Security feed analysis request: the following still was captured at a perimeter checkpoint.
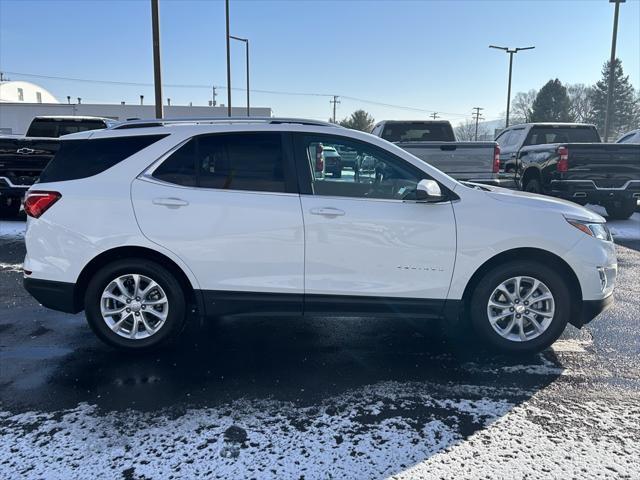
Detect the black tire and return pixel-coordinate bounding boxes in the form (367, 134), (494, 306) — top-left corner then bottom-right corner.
(84, 259), (187, 351)
(469, 260), (571, 354)
(605, 199), (636, 220)
(523, 177), (542, 194)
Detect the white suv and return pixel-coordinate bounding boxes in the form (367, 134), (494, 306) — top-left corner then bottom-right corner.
(22, 118), (617, 353)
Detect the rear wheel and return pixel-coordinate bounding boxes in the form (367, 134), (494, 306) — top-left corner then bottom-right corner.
(469, 261), (571, 354)
(84, 259), (186, 350)
(605, 199), (636, 220)
(523, 177), (542, 194)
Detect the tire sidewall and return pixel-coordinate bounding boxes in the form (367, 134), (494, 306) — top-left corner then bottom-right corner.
(85, 259), (186, 350)
(470, 261), (571, 353)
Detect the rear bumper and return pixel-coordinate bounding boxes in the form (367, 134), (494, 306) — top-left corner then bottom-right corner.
(23, 277), (80, 314)
(550, 180), (640, 204)
(572, 294), (614, 328)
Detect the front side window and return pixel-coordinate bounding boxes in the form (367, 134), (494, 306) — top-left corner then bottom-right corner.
(153, 132), (286, 193)
(299, 135), (427, 201)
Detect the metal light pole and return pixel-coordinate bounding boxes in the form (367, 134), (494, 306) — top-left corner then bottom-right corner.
(604, 0), (625, 142)
(151, 0), (164, 119)
(225, 0), (232, 117)
(489, 45), (535, 128)
(230, 35), (250, 116)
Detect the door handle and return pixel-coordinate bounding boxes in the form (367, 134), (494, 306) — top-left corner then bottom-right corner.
(310, 207), (345, 217)
(152, 197), (189, 208)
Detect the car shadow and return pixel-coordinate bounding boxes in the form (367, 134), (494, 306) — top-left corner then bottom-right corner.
(1, 310), (567, 476)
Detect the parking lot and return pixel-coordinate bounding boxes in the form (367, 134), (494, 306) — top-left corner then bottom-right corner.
(1, 209), (638, 479)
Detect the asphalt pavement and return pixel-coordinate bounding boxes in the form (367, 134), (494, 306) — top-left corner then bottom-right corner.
(1, 212), (639, 479)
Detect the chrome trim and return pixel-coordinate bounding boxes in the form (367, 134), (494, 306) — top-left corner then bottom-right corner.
(551, 179), (640, 191)
(0, 176), (32, 188)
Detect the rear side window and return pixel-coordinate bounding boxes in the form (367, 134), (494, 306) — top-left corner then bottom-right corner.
(153, 133), (286, 193)
(39, 135), (167, 183)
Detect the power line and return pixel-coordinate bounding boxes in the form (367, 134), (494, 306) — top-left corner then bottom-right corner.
(3, 70), (476, 118)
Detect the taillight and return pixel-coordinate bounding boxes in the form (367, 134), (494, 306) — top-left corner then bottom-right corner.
(557, 146), (569, 173)
(493, 145), (501, 173)
(24, 191), (61, 218)
(316, 152), (324, 172)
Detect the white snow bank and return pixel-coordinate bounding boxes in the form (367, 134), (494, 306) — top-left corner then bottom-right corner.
(0, 220), (26, 239)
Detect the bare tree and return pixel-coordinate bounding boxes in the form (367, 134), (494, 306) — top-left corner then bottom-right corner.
(455, 119), (489, 141)
(567, 84), (594, 123)
(511, 89), (537, 124)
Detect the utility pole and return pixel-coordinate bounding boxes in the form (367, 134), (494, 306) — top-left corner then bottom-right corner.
(472, 107), (484, 141)
(604, 0), (625, 142)
(489, 45), (535, 128)
(151, 0), (164, 119)
(230, 36), (250, 116)
(225, 0), (232, 117)
(330, 95), (340, 123)
(430, 112), (439, 120)
(212, 86), (217, 107)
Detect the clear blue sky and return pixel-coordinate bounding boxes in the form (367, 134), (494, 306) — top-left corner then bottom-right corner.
(1, 0), (638, 124)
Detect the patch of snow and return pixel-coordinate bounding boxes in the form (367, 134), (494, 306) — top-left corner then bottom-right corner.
(586, 204), (640, 241)
(0, 220), (26, 239)
(0, 262), (23, 272)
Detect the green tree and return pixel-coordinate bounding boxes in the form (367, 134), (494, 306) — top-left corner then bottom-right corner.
(530, 79), (571, 122)
(339, 109), (375, 132)
(588, 59), (639, 139)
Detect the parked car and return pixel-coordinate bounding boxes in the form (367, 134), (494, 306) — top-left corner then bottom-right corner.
(616, 129), (640, 144)
(0, 115), (114, 216)
(23, 117), (616, 354)
(322, 146), (343, 178)
(335, 145), (359, 170)
(496, 123), (640, 219)
(371, 120), (512, 188)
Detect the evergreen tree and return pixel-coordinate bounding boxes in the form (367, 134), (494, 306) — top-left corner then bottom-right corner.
(530, 79), (571, 122)
(339, 110), (375, 132)
(588, 59), (639, 139)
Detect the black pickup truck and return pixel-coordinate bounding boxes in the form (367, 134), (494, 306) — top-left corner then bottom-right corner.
(496, 123), (640, 219)
(0, 116), (114, 216)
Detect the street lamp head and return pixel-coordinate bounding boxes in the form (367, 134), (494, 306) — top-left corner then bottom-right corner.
(489, 45), (508, 51)
(515, 46), (535, 52)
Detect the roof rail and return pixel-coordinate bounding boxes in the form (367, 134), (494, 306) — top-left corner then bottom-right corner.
(110, 117), (340, 130)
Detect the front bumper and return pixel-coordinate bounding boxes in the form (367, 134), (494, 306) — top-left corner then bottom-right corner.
(573, 294), (614, 328)
(550, 180), (640, 204)
(23, 277), (80, 314)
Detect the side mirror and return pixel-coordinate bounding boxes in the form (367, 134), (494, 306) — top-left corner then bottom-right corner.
(416, 179), (444, 202)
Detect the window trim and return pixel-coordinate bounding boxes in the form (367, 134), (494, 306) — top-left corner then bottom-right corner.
(146, 131), (298, 195)
(291, 132), (456, 202)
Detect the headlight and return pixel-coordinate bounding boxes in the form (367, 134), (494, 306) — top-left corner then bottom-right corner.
(565, 218), (612, 241)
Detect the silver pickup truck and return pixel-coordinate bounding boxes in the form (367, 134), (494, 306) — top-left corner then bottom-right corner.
(371, 120), (515, 187)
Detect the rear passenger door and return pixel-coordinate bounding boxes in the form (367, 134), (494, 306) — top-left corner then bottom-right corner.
(131, 132), (304, 316)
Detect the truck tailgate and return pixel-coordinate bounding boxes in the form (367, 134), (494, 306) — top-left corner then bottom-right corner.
(397, 142), (496, 178)
(0, 138), (59, 188)
(565, 143), (640, 187)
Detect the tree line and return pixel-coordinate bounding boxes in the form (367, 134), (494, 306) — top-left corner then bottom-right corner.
(509, 58), (639, 140)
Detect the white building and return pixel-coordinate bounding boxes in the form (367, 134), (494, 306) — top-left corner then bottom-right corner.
(0, 81), (273, 135)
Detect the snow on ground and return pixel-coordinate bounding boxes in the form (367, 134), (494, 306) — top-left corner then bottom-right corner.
(0, 219), (26, 239)
(0, 381), (637, 480)
(586, 204), (640, 241)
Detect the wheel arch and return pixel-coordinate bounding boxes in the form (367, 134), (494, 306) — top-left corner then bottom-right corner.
(73, 246), (202, 314)
(459, 247), (583, 326)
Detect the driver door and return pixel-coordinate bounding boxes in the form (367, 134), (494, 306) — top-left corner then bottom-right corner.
(293, 133), (457, 316)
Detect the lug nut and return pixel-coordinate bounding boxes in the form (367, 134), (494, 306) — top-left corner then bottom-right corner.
(525, 310), (529, 314)
(127, 299), (131, 304)
(524, 301), (529, 305)
(515, 299), (519, 304)
(510, 307), (515, 312)
(141, 305), (146, 310)
(135, 312), (140, 316)
(126, 308), (131, 312)
(136, 297), (140, 301)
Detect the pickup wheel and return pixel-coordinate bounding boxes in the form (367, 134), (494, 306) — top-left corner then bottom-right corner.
(605, 199), (636, 220)
(523, 178), (542, 194)
(469, 261), (570, 354)
(84, 259), (187, 351)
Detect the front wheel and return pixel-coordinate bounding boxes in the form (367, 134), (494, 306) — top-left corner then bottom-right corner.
(469, 261), (571, 354)
(605, 199), (636, 220)
(84, 259), (186, 350)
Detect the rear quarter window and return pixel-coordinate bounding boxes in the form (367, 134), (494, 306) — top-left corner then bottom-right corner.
(38, 135), (167, 183)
